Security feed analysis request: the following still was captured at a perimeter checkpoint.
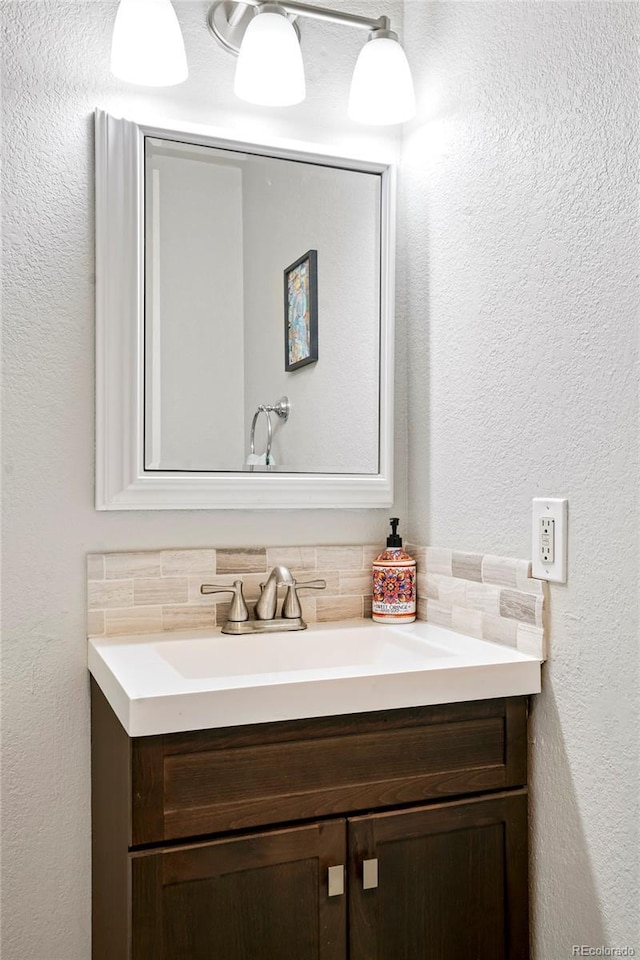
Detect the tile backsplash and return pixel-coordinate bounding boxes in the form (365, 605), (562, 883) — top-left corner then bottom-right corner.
(87, 543), (547, 659)
(408, 545), (547, 660)
(87, 545), (381, 639)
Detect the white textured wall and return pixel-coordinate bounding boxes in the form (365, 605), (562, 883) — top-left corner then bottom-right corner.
(0, 2), (405, 958)
(402, 1), (639, 954)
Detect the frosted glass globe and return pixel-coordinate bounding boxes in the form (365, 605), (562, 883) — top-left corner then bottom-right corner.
(349, 36), (416, 125)
(234, 11), (305, 106)
(111, 0), (188, 87)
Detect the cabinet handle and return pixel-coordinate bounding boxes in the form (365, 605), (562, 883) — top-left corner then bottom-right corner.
(327, 865), (344, 897)
(362, 858), (378, 890)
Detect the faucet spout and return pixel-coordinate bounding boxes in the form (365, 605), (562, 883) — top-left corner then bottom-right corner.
(255, 565), (295, 620)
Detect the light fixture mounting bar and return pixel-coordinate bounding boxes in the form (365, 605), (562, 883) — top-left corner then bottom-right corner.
(269, 1), (388, 33)
(207, 0), (393, 56)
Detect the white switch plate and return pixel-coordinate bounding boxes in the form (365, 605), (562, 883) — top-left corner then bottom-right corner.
(531, 498), (567, 583)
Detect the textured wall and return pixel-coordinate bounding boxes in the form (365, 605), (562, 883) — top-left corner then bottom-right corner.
(402, 1), (639, 954)
(0, 2), (404, 957)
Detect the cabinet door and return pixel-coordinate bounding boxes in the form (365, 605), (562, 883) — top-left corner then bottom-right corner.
(132, 819), (346, 960)
(349, 791), (528, 960)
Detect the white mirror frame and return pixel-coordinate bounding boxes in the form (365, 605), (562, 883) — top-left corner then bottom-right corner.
(95, 109), (395, 510)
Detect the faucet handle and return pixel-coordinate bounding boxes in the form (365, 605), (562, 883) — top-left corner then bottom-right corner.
(200, 580), (249, 622)
(282, 579), (326, 619)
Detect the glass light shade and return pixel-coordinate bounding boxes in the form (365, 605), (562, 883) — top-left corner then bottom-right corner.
(234, 11), (305, 106)
(111, 0), (188, 87)
(348, 36), (416, 125)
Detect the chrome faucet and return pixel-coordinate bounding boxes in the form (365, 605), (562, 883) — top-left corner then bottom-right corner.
(201, 566), (326, 635)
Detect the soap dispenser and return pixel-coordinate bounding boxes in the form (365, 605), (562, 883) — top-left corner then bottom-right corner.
(372, 518), (416, 623)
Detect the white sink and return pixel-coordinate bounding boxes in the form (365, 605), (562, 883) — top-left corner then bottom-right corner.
(156, 625), (450, 680)
(88, 619), (541, 736)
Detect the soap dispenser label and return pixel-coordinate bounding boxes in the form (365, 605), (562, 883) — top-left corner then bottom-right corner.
(372, 559), (416, 622)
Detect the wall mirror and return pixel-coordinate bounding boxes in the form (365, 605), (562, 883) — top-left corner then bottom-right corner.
(95, 110), (395, 509)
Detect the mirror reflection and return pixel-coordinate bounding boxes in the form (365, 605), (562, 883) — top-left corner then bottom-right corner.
(144, 138), (382, 474)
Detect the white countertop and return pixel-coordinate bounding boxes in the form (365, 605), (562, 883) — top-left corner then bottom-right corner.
(88, 619), (541, 737)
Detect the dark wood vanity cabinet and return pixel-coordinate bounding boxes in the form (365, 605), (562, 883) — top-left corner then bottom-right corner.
(131, 820), (347, 960)
(91, 681), (530, 960)
(349, 793), (528, 960)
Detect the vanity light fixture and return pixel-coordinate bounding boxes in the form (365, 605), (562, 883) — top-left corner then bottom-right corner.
(110, 0), (188, 87)
(209, 0), (416, 123)
(109, 0), (415, 124)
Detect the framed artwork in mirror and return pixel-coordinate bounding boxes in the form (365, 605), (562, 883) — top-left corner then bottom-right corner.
(284, 249), (318, 371)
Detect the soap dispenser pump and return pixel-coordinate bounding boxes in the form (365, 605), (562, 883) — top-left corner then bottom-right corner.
(372, 518), (416, 623)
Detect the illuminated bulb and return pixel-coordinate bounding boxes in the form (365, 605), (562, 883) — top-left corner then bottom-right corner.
(348, 35), (415, 125)
(234, 9), (305, 106)
(111, 0), (188, 87)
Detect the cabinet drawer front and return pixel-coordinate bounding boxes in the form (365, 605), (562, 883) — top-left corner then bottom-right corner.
(132, 699), (527, 845)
